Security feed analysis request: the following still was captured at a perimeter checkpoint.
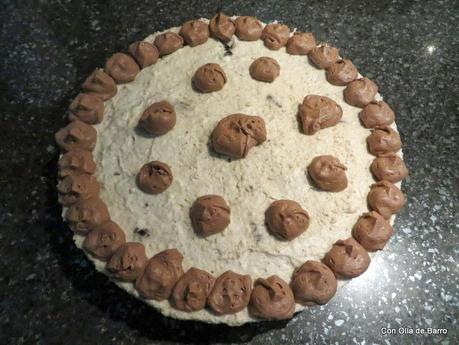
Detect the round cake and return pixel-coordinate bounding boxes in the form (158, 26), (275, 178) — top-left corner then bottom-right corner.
(55, 14), (407, 326)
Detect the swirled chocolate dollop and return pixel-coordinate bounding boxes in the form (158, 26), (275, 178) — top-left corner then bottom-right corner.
(55, 120), (97, 152)
(308, 155), (348, 192)
(208, 271), (252, 315)
(323, 238), (371, 278)
(290, 260), (337, 305)
(65, 197), (110, 235)
(83, 221), (126, 260)
(367, 126), (402, 156)
(249, 57), (280, 82)
(368, 181), (406, 219)
(58, 150), (96, 178)
(69, 93), (104, 125)
(344, 78), (378, 108)
(137, 161), (173, 194)
(309, 45), (340, 69)
(129, 41), (159, 68)
(154, 32), (184, 56)
(265, 200), (310, 241)
(212, 113), (267, 158)
(57, 173), (100, 206)
(249, 275), (295, 320)
(170, 267), (215, 312)
(326, 59), (358, 86)
(135, 249), (184, 301)
(82, 69), (117, 101)
(359, 101), (395, 128)
(286, 32), (316, 55)
(371, 153), (408, 182)
(106, 242), (148, 282)
(209, 12), (235, 42)
(190, 195), (231, 237)
(138, 101), (176, 136)
(104, 52), (140, 84)
(298, 95), (343, 135)
(179, 20), (210, 47)
(235, 16), (263, 41)
(261, 23), (290, 50)
(192, 63), (227, 93)
(352, 211), (394, 251)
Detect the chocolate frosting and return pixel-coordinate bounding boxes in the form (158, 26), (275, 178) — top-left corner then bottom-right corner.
(308, 155), (348, 192)
(104, 52), (140, 84)
(290, 260), (337, 305)
(209, 12), (235, 42)
(286, 31), (316, 55)
(57, 150), (96, 178)
(82, 69), (117, 101)
(154, 32), (184, 56)
(344, 77), (378, 108)
(326, 59), (358, 86)
(352, 211), (394, 251)
(57, 173), (100, 206)
(207, 271), (252, 315)
(212, 113), (267, 158)
(192, 63), (227, 93)
(137, 161), (173, 194)
(265, 200), (310, 241)
(190, 195), (231, 237)
(138, 101), (176, 136)
(69, 93), (104, 125)
(249, 275), (295, 320)
(55, 120), (97, 152)
(129, 41), (159, 68)
(235, 16), (263, 41)
(249, 57), (280, 82)
(323, 238), (371, 278)
(65, 197), (110, 235)
(135, 249), (184, 301)
(368, 180), (406, 219)
(309, 45), (340, 69)
(261, 23), (290, 50)
(107, 242), (148, 282)
(367, 126), (402, 156)
(298, 95), (343, 135)
(371, 153), (408, 182)
(179, 20), (210, 47)
(82, 221), (126, 260)
(359, 101), (395, 128)
(170, 267), (215, 312)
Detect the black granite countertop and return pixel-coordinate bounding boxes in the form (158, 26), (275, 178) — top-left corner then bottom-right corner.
(1, 0), (457, 344)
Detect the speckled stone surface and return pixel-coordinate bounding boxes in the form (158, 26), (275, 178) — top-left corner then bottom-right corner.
(1, 0), (458, 344)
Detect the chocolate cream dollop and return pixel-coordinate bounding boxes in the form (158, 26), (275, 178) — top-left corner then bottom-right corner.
(212, 113), (266, 158)
(138, 100), (176, 136)
(359, 101), (395, 128)
(371, 153), (408, 182)
(209, 12), (235, 42)
(192, 63), (227, 93)
(137, 161), (173, 194)
(129, 41), (159, 68)
(352, 211), (394, 251)
(179, 20), (210, 46)
(104, 52), (140, 84)
(308, 155), (348, 192)
(368, 180), (406, 219)
(57, 149), (96, 178)
(65, 197), (110, 235)
(298, 95), (343, 135)
(235, 16), (263, 41)
(290, 260), (337, 305)
(249, 275), (295, 320)
(261, 23), (290, 50)
(107, 242), (148, 282)
(326, 59), (358, 86)
(190, 195), (231, 237)
(286, 32), (316, 55)
(367, 126), (402, 156)
(344, 77), (378, 108)
(323, 238), (371, 278)
(135, 249), (184, 301)
(82, 221), (126, 260)
(55, 120), (97, 152)
(265, 200), (310, 241)
(82, 69), (117, 101)
(309, 45), (340, 69)
(69, 92), (104, 125)
(57, 173), (100, 206)
(170, 267), (215, 312)
(249, 56), (280, 82)
(154, 32), (184, 56)
(207, 270), (252, 315)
